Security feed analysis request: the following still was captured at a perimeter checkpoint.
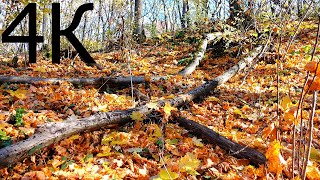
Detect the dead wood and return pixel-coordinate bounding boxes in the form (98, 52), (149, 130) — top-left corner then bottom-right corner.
(178, 32), (223, 76)
(0, 45), (263, 167)
(0, 75), (167, 87)
(174, 116), (266, 166)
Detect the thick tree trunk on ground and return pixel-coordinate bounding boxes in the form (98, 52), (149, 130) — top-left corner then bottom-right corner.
(0, 76), (167, 87)
(175, 116), (266, 165)
(178, 32), (223, 76)
(0, 44), (263, 167)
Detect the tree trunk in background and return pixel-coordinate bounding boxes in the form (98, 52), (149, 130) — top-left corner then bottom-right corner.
(133, 0), (145, 43)
(297, 0), (302, 17)
(202, 0), (209, 18)
(229, 0), (253, 29)
(162, 0), (168, 32)
(42, 5), (48, 50)
(82, 13), (88, 42)
(97, 0), (102, 42)
(181, 0), (188, 28)
(229, 0), (243, 22)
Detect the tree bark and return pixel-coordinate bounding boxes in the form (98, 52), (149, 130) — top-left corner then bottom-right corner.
(175, 116), (266, 166)
(0, 75), (167, 87)
(181, 0), (188, 28)
(133, 0), (144, 43)
(0, 44), (263, 167)
(178, 32), (223, 76)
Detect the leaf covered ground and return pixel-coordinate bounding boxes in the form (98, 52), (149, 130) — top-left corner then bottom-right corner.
(0, 21), (320, 179)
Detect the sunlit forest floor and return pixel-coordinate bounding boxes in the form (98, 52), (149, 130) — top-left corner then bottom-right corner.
(0, 21), (319, 179)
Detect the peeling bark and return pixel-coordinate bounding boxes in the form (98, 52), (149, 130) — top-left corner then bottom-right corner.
(178, 32), (223, 76)
(0, 45), (263, 167)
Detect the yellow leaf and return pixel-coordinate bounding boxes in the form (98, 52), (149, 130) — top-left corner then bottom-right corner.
(159, 168), (179, 180)
(6, 89), (27, 99)
(131, 111), (144, 121)
(153, 124), (162, 138)
(280, 95), (293, 111)
(165, 94), (175, 99)
(163, 102), (177, 116)
(97, 146), (112, 157)
(233, 108), (247, 118)
(306, 163), (320, 180)
(34, 67), (46, 72)
(101, 132), (130, 145)
(192, 137), (204, 147)
(69, 134), (80, 141)
(179, 152), (200, 175)
(206, 96), (220, 102)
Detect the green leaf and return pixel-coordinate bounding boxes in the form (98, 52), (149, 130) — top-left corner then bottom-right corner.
(60, 161), (68, 170)
(62, 156), (67, 161)
(0, 130), (10, 141)
(310, 147), (320, 163)
(83, 154), (93, 162)
(156, 139), (163, 148)
(13, 108), (26, 126)
(165, 138), (179, 145)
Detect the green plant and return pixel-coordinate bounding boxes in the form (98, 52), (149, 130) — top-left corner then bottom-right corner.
(13, 108), (26, 126)
(0, 130), (12, 148)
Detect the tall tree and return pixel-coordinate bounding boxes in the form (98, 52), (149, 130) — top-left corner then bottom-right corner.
(181, 0), (189, 28)
(133, 0), (145, 43)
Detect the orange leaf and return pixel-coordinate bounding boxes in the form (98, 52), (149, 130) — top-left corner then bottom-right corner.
(304, 61), (320, 75)
(306, 77), (320, 91)
(262, 123), (277, 140)
(283, 106), (298, 124)
(306, 163), (320, 180)
(266, 140), (283, 175)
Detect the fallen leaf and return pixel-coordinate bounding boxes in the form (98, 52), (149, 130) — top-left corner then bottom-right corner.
(159, 168), (179, 180)
(179, 152), (200, 175)
(266, 140), (283, 176)
(131, 111), (144, 121)
(163, 102), (177, 116)
(192, 137), (204, 147)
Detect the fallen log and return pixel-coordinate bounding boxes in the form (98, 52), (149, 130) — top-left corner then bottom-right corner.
(174, 115), (266, 165)
(0, 45), (263, 167)
(178, 32), (223, 76)
(0, 75), (167, 87)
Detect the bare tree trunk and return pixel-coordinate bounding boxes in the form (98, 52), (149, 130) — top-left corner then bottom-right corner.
(0, 75), (167, 87)
(133, 0), (144, 43)
(42, 4), (48, 50)
(202, 0), (209, 18)
(179, 32), (223, 76)
(96, 0), (102, 42)
(82, 13), (88, 42)
(162, 0), (168, 32)
(181, 0), (188, 28)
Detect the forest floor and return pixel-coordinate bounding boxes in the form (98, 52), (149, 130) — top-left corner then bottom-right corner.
(0, 21), (320, 179)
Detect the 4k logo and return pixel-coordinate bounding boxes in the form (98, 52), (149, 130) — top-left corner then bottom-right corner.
(2, 3), (96, 65)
